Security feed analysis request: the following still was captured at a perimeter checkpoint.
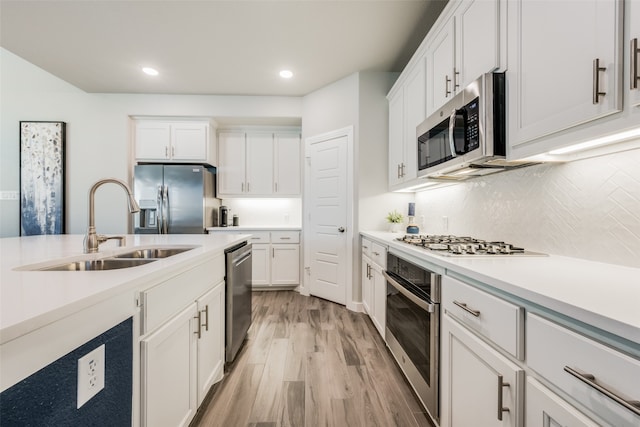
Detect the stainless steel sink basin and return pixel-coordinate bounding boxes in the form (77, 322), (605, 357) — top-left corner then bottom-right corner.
(40, 258), (156, 271)
(112, 246), (197, 259)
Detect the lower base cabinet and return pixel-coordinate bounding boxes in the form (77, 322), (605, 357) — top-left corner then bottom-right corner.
(441, 314), (524, 427)
(142, 303), (198, 427)
(196, 282), (225, 405)
(526, 377), (599, 427)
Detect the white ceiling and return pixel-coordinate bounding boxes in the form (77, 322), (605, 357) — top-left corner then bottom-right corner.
(0, 0), (448, 96)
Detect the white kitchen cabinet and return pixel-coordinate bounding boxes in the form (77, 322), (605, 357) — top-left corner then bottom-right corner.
(359, 238), (387, 337)
(274, 133), (301, 195)
(426, 19), (456, 116)
(196, 281), (225, 406)
(426, 0), (502, 116)
(246, 132), (274, 195)
(526, 377), (599, 427)
(271, 243), (300, 286)
(630, 0), (640, 108)
(388, 58), (424, 190)
(139, 254), (226, 427)
(135, 120), (215, 165)
(441, 314), (524, 427)
(208, 229), (300, 288)
(507, 0), (623, 151)
(217, 130), (301, 197)
(141, 303), (198, 427)
(251, 243), (270, 286)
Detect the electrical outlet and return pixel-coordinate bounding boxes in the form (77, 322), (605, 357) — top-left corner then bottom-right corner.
(77, 344), (105, 408)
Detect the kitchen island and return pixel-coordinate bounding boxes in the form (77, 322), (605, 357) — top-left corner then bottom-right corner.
(0, 233), (250, 426)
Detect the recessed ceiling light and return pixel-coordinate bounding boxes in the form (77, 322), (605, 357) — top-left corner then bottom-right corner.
(142, 67), (159, 76)
(279, 70), (293, 79)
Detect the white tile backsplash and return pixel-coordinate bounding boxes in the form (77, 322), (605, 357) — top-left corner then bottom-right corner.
(414, 148), (640, 268)
(219, 198), (302, 227)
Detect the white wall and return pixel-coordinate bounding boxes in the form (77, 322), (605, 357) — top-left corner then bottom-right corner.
(414, 148), (640, 268)
(218, 198), (302, 227)
(0, 48), (302, 237)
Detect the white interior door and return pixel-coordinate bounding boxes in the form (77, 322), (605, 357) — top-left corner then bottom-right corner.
(304, 128), (351, 306)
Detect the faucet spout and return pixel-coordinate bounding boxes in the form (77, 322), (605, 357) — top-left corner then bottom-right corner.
(84, 178), (140, 253)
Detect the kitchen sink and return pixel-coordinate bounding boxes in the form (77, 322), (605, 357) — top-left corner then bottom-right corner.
(39, 258), (157, 271)
(111, 246), (197, 259)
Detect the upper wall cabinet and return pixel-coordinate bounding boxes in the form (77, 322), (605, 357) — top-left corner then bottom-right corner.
(134, 119), (217, 166)
(217, 130), (301, 198)
(630, 0), (640, 108)
(388, 57), (425, 189)
(426, 0), (503, 116)
(507, 0), (624, 157)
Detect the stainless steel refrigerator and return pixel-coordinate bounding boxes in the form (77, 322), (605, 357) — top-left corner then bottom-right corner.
(133, 164), (219, 234)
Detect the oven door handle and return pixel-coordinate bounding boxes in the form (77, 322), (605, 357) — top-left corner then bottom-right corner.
(383, 270), (436, 313)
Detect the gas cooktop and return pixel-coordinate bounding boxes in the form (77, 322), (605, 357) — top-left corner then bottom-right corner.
(396, 234), (547, 257)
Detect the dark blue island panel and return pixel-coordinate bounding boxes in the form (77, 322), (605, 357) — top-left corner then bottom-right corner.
(0, 317), (132, 426)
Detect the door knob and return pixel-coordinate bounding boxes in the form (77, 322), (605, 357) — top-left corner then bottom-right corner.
(338, 227), (345, 233)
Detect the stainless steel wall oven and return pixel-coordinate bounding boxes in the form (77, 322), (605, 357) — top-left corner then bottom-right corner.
(384, 250), (441, 424)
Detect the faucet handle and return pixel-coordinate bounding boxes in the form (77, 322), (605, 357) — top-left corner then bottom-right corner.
(103, 235), (126, 247)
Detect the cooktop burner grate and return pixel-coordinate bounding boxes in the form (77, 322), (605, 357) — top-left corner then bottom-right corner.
(396, 234), (546, 256)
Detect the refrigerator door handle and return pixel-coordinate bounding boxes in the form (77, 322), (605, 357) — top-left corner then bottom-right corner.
(156, 185), (163, 234)
(162, 185), (169, 234)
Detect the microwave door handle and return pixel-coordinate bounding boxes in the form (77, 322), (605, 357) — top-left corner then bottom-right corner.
(448, 109), (458, 158)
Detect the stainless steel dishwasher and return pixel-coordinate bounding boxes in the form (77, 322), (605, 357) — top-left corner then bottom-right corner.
(224, 241), (252, 363)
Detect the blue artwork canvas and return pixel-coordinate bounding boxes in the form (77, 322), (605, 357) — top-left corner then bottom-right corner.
(20, 121), (66, 235)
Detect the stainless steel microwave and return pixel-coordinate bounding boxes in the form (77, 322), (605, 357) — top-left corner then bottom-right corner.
(417, 73), (534, 180)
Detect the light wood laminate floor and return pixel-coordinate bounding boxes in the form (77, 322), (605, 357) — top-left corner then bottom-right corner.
(193, 291), (435, 427)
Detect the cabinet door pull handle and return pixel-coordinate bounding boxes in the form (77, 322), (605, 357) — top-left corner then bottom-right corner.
(165, 146), (169, 158)
(593, 58), (607, 104)
(279, 237), (291, 240)
(171, 146), (175, 157)
(401, 163), (405, 177)
(202, 305), (209, 332)
(632, 38), (639, 90)
(247, 182), (250, 192)
(272, 247), (275, 258)
(194, 312), (202, 339)
(564, 366), (640, 415)
(453, 300), (480, 317)
(453, 68), (460, 90)
(397, 164), (401, 179)
(372, 251), (380, 256)
(497, 375), (510, 421)
(275, 182), (278, 192)
(241, 182), (244, 192)
(366, 263), (371, 279)
(445, 75), (452, 97)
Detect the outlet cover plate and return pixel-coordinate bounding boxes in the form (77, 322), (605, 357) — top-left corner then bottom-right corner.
(77, 344), (105, 408)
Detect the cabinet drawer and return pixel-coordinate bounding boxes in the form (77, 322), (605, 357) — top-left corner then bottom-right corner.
(527, 313), (640, 426)
(247, 231), (271, 243)
(442, 276), (524, 359)
(271, 231), (299, 243)
(361, 238), (372, 257)
(141, 255), (222, 334)
(370, 242), (387, 268)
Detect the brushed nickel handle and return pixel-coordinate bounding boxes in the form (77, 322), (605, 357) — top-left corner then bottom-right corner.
(497, 375), (510, 421)
(397, 164), (401, 179)
(445, 75), (452, 97)
(247, 182), (250, 192)
(165, 146), (169, 158)
(564, 366), (640, 415)
(448, 109), (458, 158)
(362, 245), (369, 250)
(275, 182), (278, 192)
(366, 263), (371, 279)
(338, 227), (345, 233)
(272, 247), (275, 258)
(401, 163), (406, 177)
(453, 300), (481, 317)
(453, 68), (460, 90)
(372, 251), (380, 256)
(632, 38), (639, 90)
(241, 182), (244, 192)
(202, 305), (209, 332)
(171, 146), (175, 157)
(593, 58), (607, 104)
(194, 311), (202, 339)
(279, 237), (291, 240)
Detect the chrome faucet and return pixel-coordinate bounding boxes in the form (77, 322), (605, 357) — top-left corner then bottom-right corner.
(84, 178), (140, 253)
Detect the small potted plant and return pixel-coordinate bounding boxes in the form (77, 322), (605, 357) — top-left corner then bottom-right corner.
(386, 210), (404, 233)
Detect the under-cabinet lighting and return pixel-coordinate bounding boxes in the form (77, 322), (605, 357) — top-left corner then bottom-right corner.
(142, 67), (159, 76)
(548, 127), (640, 155)
(279, 70), (293, 79)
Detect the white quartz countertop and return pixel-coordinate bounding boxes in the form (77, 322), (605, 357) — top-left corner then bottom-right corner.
(207, 226), (301, 231)
(361, 231), (640, 346)
(0, 233), (250, 345)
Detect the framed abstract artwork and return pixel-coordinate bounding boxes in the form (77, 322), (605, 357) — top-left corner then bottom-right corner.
(20, 121), (66, 235)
